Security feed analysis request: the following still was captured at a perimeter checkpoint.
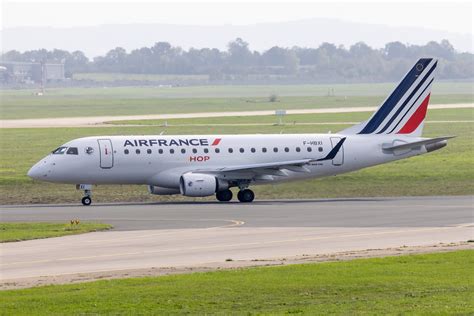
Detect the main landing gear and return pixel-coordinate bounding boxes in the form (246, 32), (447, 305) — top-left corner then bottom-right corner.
(216, 189), (233, 202)
(77, 184), (92, 206)
(215, 188), (255, 203)
(237, 189), (255, 203)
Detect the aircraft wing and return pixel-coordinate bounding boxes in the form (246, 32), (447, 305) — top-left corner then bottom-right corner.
(192, 137), (346, 179)
(195, 159), (314, 176)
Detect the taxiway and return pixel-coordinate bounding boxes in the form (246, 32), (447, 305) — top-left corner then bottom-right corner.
(1, 196), (472, 286)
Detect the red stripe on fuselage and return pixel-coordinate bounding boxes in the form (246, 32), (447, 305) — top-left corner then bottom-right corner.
(397, 94), (430, 134)
(211, 138), (221, 146)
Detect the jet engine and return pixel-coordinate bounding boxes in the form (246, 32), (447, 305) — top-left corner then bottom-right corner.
(147, 185), (181, 195)
(179, 173), (228, 197)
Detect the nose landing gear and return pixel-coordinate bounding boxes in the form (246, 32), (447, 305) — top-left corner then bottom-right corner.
(77, 184), (93, 206)
(81, 196), (92, 206)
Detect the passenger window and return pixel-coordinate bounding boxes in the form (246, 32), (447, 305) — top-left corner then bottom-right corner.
(318, 147), (323, 152)
(273, 147), (278, 153)
(158, 149), (163, 154)
(215, 148), (220, 153)
(284, 147), (289, 152)
(262, 147), (267, 153)
(170, 149), (175, 154)
(192, 148), (197, 154)
(296, 147), (301, 152)
(124, 149), (129, 155)
(136, 149), (141, 154)
(307, 147), (312, 152)
(66, 147), (78, 155)
(52, 147), (67, 155)
(204, 148), (209, 154)
(228, 148), (233, 153)
(251, 148), (256, 153)
(147, 149), (152, 154)
(181, 148), (186, 154)
(239, 148), (245, 153)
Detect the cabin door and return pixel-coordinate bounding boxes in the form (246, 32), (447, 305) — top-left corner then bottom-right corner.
(330, 137), (344, 166)
(97, 139), (114, 169)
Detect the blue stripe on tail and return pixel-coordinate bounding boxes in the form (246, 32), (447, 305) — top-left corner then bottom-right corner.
(358, 58), (432, 134)
(376, 61), (437, 134)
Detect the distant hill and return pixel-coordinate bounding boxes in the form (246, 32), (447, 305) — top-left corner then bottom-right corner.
(1, 18), (472, 57)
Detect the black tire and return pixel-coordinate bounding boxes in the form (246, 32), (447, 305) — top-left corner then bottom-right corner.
(237, 189), (255, 203)
(81, 196), (92, 206)
(216, 189), (233, 202)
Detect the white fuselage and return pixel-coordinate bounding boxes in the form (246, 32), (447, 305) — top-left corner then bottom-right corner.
(28, 133), (426, 189)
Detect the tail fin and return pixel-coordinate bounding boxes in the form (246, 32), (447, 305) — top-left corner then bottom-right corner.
(340, 58), (437, 137)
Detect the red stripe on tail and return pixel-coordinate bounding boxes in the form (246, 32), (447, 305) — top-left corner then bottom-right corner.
(397, 94), (430, 134)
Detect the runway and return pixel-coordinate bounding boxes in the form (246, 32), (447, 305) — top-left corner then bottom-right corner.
(1, 196), (473, 286)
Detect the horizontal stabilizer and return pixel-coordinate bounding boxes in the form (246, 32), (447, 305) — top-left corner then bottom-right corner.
(382, 136), (455, 151)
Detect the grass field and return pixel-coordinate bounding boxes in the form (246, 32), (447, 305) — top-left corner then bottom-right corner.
(1, 83), (472, 119)
(108, 107), (474, 125)
(0, 108), (472, 204)
(0, 222), (112, 242)
(73, 72), (210, 82)
(1, 250), (472, 314)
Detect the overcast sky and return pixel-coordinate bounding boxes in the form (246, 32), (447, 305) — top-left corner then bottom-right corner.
(1, 0), (472, 35)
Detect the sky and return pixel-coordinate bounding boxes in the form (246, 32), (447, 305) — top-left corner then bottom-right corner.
(1, 0), (472, 35)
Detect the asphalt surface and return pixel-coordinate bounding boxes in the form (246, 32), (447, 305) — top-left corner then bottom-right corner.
(1, 196), (472, 283)
(1, 196), (472, 230)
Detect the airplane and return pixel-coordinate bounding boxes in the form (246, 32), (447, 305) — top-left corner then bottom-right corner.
(28, 58), (453, 205)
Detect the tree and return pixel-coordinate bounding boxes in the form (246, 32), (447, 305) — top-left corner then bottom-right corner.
(227, 38), (253, 67)
(384, 42), (408, 59)
(0, 40), (471, 82)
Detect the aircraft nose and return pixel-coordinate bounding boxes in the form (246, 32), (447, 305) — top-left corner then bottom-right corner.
(27, 164), (42, 180)
(27, 159), (50, 180)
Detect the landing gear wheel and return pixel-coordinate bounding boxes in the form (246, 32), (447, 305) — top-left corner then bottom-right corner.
(216, 189), (233, 202)
(237, 189), (255, 203)
(81, 196), (92, 206)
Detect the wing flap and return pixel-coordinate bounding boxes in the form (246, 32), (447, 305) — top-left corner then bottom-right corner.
(196, 159), (313, 174)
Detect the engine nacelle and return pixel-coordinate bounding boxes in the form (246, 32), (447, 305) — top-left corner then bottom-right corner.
(179, 173), (228, 197)
(147, 185), (181, 195)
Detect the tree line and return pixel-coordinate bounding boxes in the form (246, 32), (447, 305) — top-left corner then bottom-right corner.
(1, 39), (472, 82)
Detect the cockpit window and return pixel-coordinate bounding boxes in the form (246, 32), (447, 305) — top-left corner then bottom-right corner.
(52, 147), (68, 154)
(67, 147), (79, 155)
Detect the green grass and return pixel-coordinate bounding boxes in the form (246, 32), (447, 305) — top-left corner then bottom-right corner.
(108, 107), (474, 126)
(1, 250), (472, 314)
(1, 83), (472, 119)
(0, 222), (112, 242)
(0, 108), (472, 204)
(3, 82), (472, 97)
(73, 72), (210, 82)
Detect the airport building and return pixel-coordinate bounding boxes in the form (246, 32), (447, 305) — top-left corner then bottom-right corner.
(0, 61), (65, 84)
